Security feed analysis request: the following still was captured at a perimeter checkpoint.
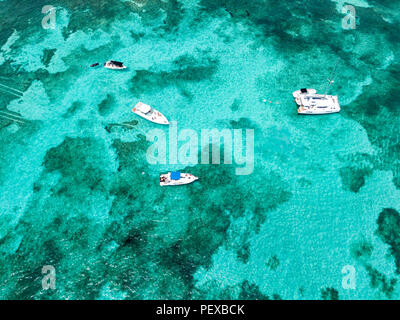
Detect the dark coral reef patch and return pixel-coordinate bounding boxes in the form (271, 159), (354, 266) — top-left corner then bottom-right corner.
(320, 287), (339, 300)
(130, 52), (219, 98)
(376, 208), (400, 273)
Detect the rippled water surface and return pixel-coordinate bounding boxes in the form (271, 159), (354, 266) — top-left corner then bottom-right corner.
(0, 0), (399, 299)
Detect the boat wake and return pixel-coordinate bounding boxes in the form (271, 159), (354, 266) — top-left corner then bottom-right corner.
(0, 82), (24, 98)
(0, 110), (27, 124)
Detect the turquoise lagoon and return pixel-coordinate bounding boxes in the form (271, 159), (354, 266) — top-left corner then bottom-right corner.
(0, 0), (399, 299)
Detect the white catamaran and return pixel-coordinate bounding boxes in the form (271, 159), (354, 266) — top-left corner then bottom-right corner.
(293, 60), (341, 115)
(132, 102), (169, 125)
(160, 172), (198, 186)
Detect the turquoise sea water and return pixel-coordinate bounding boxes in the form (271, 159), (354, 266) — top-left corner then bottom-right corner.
(0, 0), (399, 299)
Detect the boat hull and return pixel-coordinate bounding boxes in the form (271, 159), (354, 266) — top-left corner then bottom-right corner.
(160, 173), (198, 186)
(293, 89), (340, 115)
(104, 61), (127, 70)
(132, 104), (169, 125)
(297, 106), (340, 115)
(104, 65), (127, 70)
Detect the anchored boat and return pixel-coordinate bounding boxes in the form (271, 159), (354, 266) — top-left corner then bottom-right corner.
(293, 58), (341, 115)
(132, 102), (169, 125)
(160, 172), (198, 186)
(104, 60), (127, 70)
(293, 88), (340, 115)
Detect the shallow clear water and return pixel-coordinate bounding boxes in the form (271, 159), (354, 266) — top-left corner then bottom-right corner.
(0, 0), (399, 299)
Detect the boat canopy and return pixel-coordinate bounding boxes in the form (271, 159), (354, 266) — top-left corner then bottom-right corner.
(110, 60), (124, 67)
(171, 172), (181, 180)
(136, 102), (151, 114)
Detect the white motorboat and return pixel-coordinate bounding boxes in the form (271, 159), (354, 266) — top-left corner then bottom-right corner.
(293, 88), (340, 115)
(104, 60), (127, 70)
(132, 102), (169, 125)
(160, 172), (198, 186)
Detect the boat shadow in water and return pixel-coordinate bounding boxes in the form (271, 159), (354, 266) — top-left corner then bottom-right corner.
(105, 120), (138, 133)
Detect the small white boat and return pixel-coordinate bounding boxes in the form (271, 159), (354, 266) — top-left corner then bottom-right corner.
(160, 172), (198, 186)
(104, 60), (127, 70)
(293, 88), (340, 115)
(132, 102), (169, 125)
